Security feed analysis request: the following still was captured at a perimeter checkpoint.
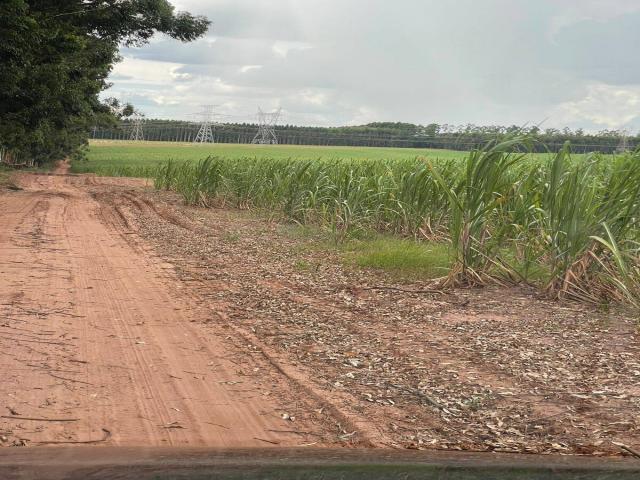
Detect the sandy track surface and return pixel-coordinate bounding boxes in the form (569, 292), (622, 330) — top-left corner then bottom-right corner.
(0, 168), (341, 447)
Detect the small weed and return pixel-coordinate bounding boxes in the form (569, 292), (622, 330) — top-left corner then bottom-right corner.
(0, 167), (20, 190)
(293, 260), (313, 271)
(461, 392), (493, 412)
(222, 231), (241, 243)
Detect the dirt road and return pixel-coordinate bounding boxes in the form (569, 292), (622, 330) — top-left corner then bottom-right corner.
(0, 167), (337, 447)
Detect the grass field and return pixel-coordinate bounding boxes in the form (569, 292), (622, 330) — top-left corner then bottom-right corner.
(80, 139), (594, 177)
(77, 140), (472, 176)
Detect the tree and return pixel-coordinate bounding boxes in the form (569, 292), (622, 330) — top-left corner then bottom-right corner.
(0, 1), (209, 165)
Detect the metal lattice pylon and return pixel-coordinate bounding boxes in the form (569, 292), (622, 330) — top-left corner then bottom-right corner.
(252, 107), (281, 144)
(129, 113), (145, 141)
(194, 105), (216, 143)
(616, 129), (630, 153)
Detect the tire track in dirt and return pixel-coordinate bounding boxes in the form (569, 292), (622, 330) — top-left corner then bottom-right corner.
(0, 170), (337, 448)
(95, 188), (384, 447)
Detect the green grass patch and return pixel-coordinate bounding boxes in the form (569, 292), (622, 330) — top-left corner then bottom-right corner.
(293, 259), (314, 271)
(345, 237), (452, 279)
(276, 222), (450, 279)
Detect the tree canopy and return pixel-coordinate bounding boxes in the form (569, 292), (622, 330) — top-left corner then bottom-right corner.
(0, 1), (209, 165)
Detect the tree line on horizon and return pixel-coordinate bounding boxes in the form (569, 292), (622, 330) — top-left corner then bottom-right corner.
(93, 119), (637, 154)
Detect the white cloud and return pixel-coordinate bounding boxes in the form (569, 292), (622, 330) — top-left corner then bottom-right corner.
(239, 65), (262, 73)
(549, 0), (640, 39)
(552, 83), (640, 129)
(170, 68), (192, 80)
(271, 41), (312, 59)
(152, 95), (181, 106)
(211, 77), (238, 93)
(112, 57), (185, 85)
(299, 90), (328, 106)
(345, 106), (380, 126)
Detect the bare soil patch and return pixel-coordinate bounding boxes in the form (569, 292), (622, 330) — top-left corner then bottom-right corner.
(0, 172), (343, 448)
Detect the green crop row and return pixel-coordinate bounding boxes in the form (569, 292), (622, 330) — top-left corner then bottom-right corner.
(153, 138), (640, 306)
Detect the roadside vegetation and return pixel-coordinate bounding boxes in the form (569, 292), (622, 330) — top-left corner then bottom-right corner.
(151, 138), (640, 306)
(278, 224), (453, 281)
(0, 165), (20, 191)
(0, 166), (12, 188)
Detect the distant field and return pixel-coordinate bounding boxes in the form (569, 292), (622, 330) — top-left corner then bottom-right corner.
(76, 140), (471, 176)
(79, 139), (595, 178)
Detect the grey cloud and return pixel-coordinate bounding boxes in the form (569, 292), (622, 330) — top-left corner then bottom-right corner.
(176, 0), (306, 41)
(106, 0), (640, 130)
(549, 12), (640, 85)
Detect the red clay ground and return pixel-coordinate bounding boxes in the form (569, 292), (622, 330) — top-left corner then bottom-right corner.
(0, 167), (639, 458)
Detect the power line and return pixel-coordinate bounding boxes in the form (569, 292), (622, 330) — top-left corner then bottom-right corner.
(106, 120), (630, 140)
(104, 128), (630, 149)
(95, 120), (634, 151)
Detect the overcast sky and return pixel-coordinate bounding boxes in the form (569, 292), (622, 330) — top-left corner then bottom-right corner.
(106, 0), (640, 131)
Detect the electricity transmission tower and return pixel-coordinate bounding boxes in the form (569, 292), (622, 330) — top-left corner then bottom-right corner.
(194, 105), (216, 143)
(129, 113), (145, 141)
(616, 129), (630, 153)
(252, 107), (282, 144)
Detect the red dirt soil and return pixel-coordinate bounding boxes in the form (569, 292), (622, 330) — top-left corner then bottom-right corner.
(0, 166), (337, 447)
